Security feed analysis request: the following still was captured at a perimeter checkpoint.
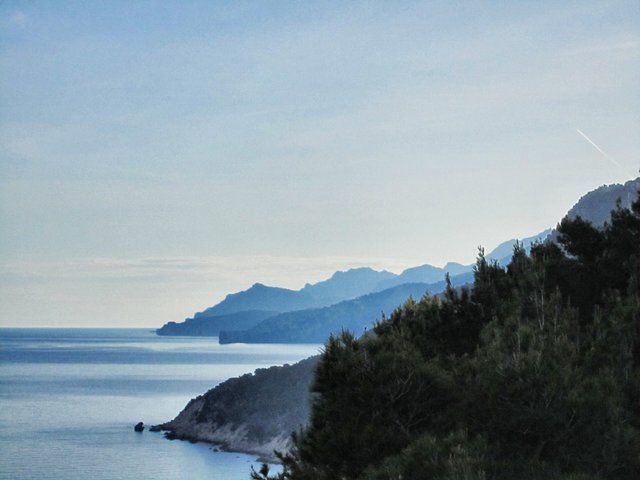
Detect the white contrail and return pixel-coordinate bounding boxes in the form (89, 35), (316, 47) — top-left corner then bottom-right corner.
(575, 128), (621, 168)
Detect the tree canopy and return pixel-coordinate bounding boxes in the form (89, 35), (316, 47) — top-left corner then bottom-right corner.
(253, 193), (640, 480)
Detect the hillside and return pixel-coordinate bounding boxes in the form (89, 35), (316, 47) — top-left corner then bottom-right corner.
(566, 177), (640, 224)
(219, 273), (473, 344)
(158, 356), (319, 460)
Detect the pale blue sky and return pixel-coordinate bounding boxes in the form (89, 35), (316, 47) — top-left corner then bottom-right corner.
(1, 1), (638, 326)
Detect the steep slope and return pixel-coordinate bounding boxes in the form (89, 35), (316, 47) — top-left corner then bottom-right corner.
(546, 177), (639, 244)
(158, 357), (319, 461)
(565, 177), (639, 225)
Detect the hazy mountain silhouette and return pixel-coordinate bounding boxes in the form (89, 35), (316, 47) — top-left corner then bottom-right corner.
(195, 283), (319, 317)
(156, 310), (278, 336)
(219, 273), (474, 344)
(374, 264), (455, 291)
(156, 268), (398, 336)
(487, 229), (553, 266)
(301, 267), (396, 304)
(157, 178), (639, 340)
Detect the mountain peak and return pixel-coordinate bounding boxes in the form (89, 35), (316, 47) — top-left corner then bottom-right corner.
(301, 267), (397, 303)
(565, 178), (639, 226)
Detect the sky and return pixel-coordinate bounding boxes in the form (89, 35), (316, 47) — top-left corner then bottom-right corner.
(1, 1), (638, 327)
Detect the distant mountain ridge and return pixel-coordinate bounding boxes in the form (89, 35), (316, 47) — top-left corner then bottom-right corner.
(195, 283), (318, 318)
(301, 267), (396, 303)
(374, 264), (454, 291)
(157, 310), (277, 337)
(217, 226), (565, 343)
(218, 272), (476, 344)
(487, 228), (553, 266)
(156, 177), (639, 341)
(157, 268), (401, 336)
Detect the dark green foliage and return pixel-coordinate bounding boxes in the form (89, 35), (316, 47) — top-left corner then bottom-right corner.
(359, 430), (488, 480)
(259, 192), (640, 480)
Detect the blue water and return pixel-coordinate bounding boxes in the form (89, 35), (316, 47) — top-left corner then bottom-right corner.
(0, 329), (321, 480)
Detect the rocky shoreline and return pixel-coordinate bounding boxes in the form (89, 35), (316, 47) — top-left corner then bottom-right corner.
(152, 357), (319, 463)
(156, 427), (286, 463)
(153, 397), (289, 463)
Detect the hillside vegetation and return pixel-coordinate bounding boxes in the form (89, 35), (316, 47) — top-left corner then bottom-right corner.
(253, 195), (640, 480)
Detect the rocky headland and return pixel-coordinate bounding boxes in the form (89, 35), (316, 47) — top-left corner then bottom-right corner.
(156, 356), (318, 461)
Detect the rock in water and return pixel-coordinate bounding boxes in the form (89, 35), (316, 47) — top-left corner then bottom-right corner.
(134, 422), (144, 432)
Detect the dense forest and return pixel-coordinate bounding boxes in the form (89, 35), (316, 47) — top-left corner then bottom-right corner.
(252, 194), (640, 480)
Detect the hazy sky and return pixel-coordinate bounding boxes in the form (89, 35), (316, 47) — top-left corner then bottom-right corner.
(1, 1), (638, 327)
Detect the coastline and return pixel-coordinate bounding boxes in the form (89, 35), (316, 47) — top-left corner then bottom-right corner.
(154, 396), (288, 463)
(154, 421), (286, 463)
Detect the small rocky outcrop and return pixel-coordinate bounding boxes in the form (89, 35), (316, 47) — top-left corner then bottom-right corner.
(134, 422), (144, 432)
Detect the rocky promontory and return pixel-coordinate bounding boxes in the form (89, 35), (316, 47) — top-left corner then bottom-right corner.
(157, 356), (318, 461)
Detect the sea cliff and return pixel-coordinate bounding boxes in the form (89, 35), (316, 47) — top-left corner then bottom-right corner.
(158, 357), (318, 460)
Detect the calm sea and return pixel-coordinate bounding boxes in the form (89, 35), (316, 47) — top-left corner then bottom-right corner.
(0, 328), (320, 480)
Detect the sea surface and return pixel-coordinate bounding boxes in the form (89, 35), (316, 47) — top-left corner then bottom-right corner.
(0, 328), (321, 480)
